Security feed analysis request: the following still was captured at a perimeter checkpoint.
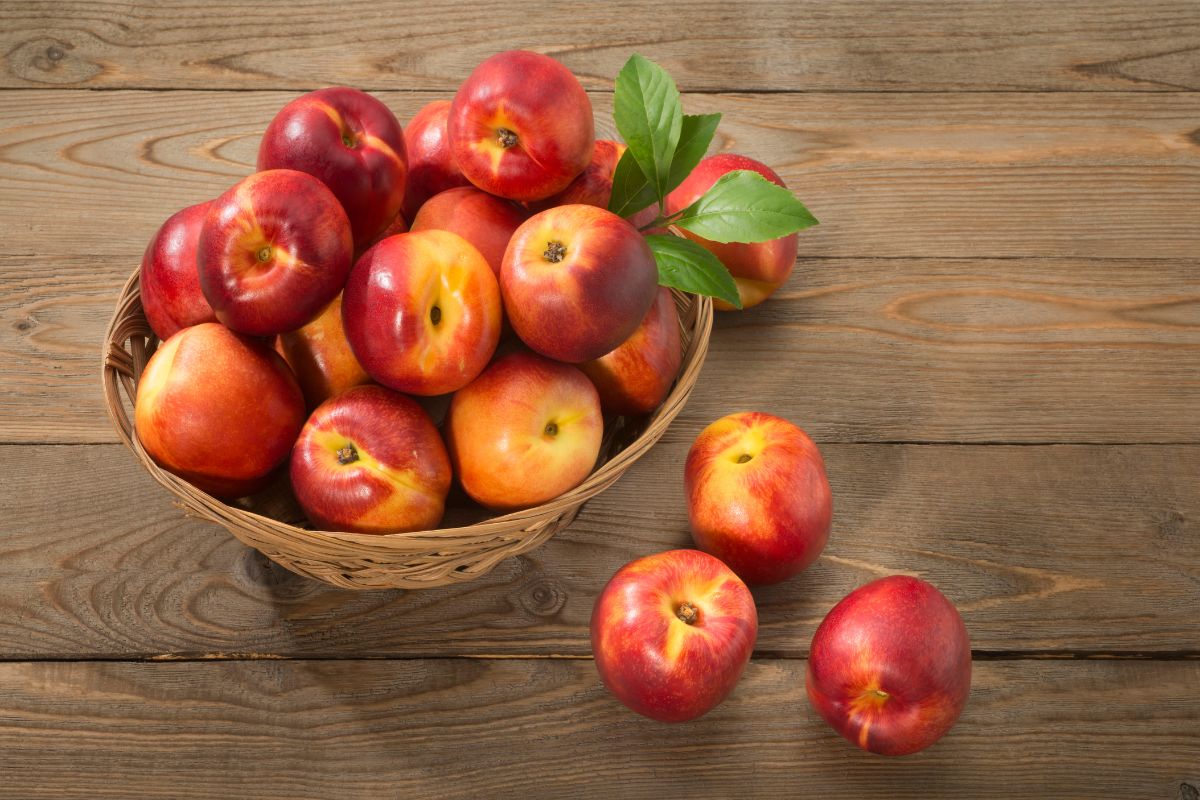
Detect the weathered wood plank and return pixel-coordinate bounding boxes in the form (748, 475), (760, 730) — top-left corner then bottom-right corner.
(2, 91), (1199, 260)
(0, 443), (1195, 658)
(4, 255), (1196, 444)
(0, 658), (1195, 799)
(3, 1), (1199, 92)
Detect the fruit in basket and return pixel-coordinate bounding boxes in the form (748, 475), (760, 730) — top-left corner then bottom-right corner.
(446, 351), (602, 510)
(807, 576), (971, 756)
(534, 139), (662, 232)
(198, 169), (353, 337)
(591, 548), (757, 722)
(666, 154), (801, 310)
(410, 186), (526, 276)
(501, 204), (657, 363)
(258, 86), (408, 248)
(134, 322), (305, 498)
(448, 50), (594, 202)
(536, 139), (625, 210)
(290, 385), (451, 534)
(685, 412), (831, 585)
(139, 200), (217, 340)
(401, 100), (470, 221)
(580, 286), (682, 416)
(343, 229), (501, 396)
(277, 293), (371, 410)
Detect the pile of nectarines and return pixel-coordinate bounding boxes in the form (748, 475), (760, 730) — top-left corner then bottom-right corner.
(135, 50), (773, 532)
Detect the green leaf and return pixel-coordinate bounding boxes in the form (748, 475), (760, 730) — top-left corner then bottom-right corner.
(674, 170), (819, 243)
(607, 148), (659, 218)
(665, 113), (721, 194)
(613, 54), (682, 204)
(646, 234), (742, 309)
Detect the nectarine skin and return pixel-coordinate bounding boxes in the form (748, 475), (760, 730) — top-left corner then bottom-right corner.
(446, 351), (602, 511)
(258, 87), (408, 249)
(410, 187), (526, 277)
(685, 412), (832, 585)
(666, 154), (799, 310)
(277, 293), (371, 410)
(591, 549), (758, 722)
(198, 169), (353, 337)
(501, 204), (657, 363)
(580, 286), (682, 416)
(140, 201), (217, 341)
(535, 139), (624, 210)
(134, 323), (305, 498)
(343, 229), (501, 396)
(401, 100), (470, 222)
(449, 50), (594, 202)
(806, 576), (971, 756)
(290, 385), (451, 534)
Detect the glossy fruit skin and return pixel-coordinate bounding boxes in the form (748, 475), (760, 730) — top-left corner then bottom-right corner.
(501, 204), (657, 363)
(807, 576), (972, 756)
(533, 139), (662, 232)
(580, 286), (682, 416)
(449, 50), (594, 202)
(198, 169), (353, 337)
(134, 322), (305, 498)
(342, 229), (501, 396)
(277, 293), (371, 410)
(665, 153), (799, 310)
(410, 186), (526, 277)
(685, 412), (831, 585)
(446, 351), (602, 511)
(289, 385), (451, 534)
(535, 139), (625, 210)
(140, 201), (217, 340)
(257, 87), (408, 249)
(401, 100), (470, 221)
(591, 549), (758, 723)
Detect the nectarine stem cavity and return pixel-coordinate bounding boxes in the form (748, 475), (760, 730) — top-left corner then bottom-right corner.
(675, 601), (699, 625)
(496, 128), (518, 148)
(336, 444), (359, 465)
(430, 305), (442, 326)
(255, 246), (272, 263)
(543, 241), (566, 263)
(544, 422), (558, 437)
(736, 453), (752, 463)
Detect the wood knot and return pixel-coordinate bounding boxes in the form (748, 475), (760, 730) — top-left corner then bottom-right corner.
(1156, 510), (1186, 541)
(1180, 782), (1199, 800)
(518, 576), (567, 617)
(9, 38), (100, 84)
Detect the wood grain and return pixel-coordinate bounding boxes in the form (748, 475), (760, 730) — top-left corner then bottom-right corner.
(0, 658), (1195, 799)
(4, 255), (1197, 444)
(2, 90), (1200, 261)
(1, 442), (1195, 659)
(3, 1), (1199, 92)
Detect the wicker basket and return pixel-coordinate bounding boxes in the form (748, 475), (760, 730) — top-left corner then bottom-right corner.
(102, 269), (712, 590)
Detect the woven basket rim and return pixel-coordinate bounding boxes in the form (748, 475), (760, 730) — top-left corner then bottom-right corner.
(101, 266), (712, 585)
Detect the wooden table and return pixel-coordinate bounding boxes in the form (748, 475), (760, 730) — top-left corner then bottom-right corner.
(2, 2), (1198, 797)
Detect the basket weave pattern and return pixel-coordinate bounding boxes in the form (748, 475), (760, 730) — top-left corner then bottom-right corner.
(102, 269), (712, 589)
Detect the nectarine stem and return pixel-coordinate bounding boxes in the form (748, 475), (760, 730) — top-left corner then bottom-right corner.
(496, 128), (518, 148)
(543, 241), (566, 263)
(336, 444), (359, 465)
(675, 601), (699, 625)
(736, 454), (752, 463)
(544, 422), (558, 437)
(256, 246), (271, 263)
(430, 305), (442, 326)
